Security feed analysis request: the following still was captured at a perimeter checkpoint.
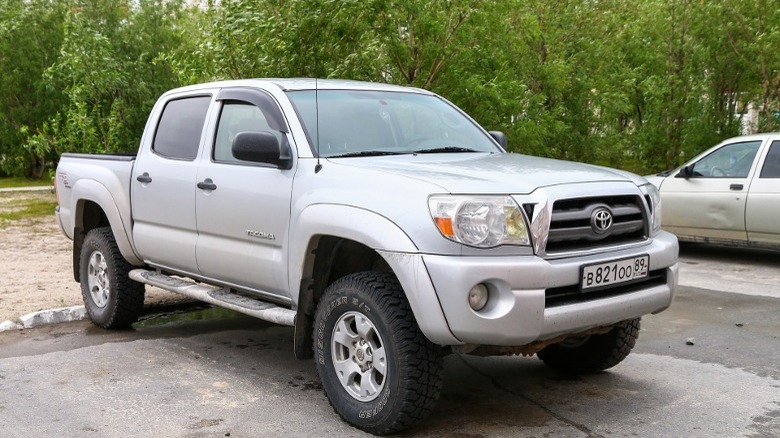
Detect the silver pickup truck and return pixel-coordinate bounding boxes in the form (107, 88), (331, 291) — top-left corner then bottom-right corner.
(55, 79), (678, 435)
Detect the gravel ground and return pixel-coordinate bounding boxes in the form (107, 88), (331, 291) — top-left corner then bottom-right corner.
(0, 190), (188, 323)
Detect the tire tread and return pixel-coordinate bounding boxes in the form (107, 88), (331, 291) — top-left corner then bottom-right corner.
(80, 227), (144, 328)
(537, 318), (640, 374)
(314, 271), (443, 435)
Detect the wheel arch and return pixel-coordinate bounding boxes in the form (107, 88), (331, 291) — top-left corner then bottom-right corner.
(70, 179), (143, 281)
(289, 204), (457, 359)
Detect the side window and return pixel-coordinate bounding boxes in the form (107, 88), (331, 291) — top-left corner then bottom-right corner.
(759, 141), (780, 178)
(691, 140), (761, 178)
(213, 102), (281, 163)
(153, 96), (211, 160)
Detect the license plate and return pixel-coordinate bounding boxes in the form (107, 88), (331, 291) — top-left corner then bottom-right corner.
(581, 255), (649, 290)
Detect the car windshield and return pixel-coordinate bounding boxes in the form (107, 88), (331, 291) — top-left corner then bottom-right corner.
(286, 90), (501, 158)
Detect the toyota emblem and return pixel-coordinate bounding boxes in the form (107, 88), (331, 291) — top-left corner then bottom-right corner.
(591, 207), (613, 234)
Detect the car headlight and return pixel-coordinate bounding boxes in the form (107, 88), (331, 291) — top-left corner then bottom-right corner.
(641, 183), (662, 234)
(428, 195), (531, 248)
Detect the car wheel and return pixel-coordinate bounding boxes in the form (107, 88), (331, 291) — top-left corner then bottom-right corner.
(79, 227), (145, 328)
(313, 272), (443, 435)
(537, 318), (640, 373)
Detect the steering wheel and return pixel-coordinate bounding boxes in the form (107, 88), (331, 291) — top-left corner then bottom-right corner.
(710, 167), (727, 177)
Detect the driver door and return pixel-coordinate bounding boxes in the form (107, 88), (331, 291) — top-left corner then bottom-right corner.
(194, 89), (294, 297)
(660, 140), (762, 241)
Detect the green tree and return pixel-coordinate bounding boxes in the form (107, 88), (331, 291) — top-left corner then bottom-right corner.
(715, 0), (779, 132)
(0, 0), (67, 177)
(1, 0), (777, 177)
(45, 0), (188, 155)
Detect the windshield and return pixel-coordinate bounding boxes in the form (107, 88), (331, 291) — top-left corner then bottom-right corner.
(286, 90), (501, 157)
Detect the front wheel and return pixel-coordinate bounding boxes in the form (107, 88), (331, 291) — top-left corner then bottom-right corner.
(537, 318), (640, 373)
(313, 272), (443, 435)
(79, 227), (145, 328)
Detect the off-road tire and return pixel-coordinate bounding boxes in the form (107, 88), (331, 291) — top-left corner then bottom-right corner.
(79, 227), (145, 328)
(313, 272), (443, 435)
(537, 318), (640, 373)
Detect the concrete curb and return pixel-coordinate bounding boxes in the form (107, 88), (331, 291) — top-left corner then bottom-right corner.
(0, 186), (53, 193)
(0, 305), (87, 332)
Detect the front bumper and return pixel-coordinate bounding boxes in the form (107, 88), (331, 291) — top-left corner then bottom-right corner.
(422, 231), (679, 346)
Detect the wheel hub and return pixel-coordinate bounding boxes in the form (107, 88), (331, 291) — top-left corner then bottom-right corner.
(355, 339), (374, 371)
(331, 311), (387, 402)
(86, 250), (110, 308)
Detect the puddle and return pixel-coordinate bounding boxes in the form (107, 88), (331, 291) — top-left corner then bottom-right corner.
(134, 305), (246, 328)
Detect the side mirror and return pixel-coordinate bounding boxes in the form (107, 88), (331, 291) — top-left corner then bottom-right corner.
(488, 131), (508, 149)
(232, 131), (293, 169)
(675, 165), (693, 179)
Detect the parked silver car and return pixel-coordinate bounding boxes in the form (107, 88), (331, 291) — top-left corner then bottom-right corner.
(55, 79), (679, 434)
(646, 133), (780, 249)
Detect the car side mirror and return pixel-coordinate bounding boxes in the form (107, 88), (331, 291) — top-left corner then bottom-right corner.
(488, 131), (508, 149)
(232, 131), (293, 169)
(675, 165), (693, 179)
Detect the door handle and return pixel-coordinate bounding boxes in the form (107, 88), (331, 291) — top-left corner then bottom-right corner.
(136, 172), (152, 183)
(197, 179), (217, 191)
(729, 184), (743, 191)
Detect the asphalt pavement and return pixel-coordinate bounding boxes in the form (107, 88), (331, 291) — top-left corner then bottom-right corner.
(0, 242), (779, 436)
(0, 284), (778, 437)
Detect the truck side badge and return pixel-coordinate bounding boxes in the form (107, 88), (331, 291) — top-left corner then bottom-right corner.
(246, 229), (276, 241)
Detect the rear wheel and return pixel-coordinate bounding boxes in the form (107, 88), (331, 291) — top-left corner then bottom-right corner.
(79, 227), (144, 328)
(313, 272), (443, 435)
(537, 318), (640, 373)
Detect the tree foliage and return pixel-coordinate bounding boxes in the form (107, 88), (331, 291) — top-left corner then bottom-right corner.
(0, 0), (67, 177)
(0, 0), (777, 177)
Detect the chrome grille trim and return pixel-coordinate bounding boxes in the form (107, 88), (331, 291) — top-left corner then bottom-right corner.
(514, 182), (652, 259)
(546, 195), (647, 254)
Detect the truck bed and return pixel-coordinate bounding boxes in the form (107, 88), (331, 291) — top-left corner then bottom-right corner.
(55, 152), (140, 265)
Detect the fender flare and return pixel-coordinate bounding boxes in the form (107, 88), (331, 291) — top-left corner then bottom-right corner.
(70, 178), (143, 266)
(289, 204), (460, 345)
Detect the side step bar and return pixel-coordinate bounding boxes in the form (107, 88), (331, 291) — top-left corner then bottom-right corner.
(129, 269), (295, 326)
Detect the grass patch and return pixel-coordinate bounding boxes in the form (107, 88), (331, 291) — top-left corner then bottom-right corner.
(0, 195), (57, 226)
(0, 176), (53, 189)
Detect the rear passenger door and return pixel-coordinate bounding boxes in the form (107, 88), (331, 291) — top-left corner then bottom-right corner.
(194, 88), (295, 297)
(132, 94), (213, 274)
(746, 139), (780, 245)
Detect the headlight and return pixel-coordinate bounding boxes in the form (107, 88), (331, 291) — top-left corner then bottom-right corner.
(428, 195), (531, 248)
(641, 183), (662, 234)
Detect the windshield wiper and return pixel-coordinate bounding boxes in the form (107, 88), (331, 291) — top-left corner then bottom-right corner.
(328, 150), (406, 158)
(657, 169), (675, 177)
(412, 146), (481, 154)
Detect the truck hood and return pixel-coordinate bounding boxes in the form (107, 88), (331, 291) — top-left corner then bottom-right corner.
(328, 152), (645, 194)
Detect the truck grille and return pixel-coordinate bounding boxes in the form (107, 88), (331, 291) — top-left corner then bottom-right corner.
(544, 195), (648, 254)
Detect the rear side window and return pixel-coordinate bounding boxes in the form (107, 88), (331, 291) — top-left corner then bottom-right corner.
(153, 96), (211, 160)
(759, 141), (780, 178)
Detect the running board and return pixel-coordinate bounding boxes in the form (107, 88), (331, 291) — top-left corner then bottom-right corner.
(129, 269), (295, 326)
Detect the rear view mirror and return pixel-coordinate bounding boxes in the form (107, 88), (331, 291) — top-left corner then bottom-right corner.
(232, 131), (292, 169)
(488, 131), (508, 149)
(675, 165), (693, 179)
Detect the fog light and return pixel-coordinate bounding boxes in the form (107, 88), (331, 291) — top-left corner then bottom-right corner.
(468, 284), (489, 311)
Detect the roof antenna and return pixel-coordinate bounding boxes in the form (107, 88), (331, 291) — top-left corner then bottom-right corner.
(313, 3), (322, 174)
(314, 77), (322, 173)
